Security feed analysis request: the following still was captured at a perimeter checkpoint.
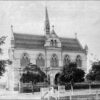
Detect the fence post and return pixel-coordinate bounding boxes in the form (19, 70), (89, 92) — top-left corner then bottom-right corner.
(96, 90), (98, 100)
(57, 87), (59, 100)
(70, 89), (72, 100)
(89, 82), (91, 94)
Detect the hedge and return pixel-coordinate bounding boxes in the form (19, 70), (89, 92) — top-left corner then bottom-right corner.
(21, 82), (100, 92)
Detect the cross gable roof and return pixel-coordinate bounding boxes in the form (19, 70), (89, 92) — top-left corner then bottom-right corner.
(13, 33), (84, 52)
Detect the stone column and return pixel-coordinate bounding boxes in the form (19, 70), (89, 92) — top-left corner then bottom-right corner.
(50, 73), (55, 86)
(8, 66), (14, 91)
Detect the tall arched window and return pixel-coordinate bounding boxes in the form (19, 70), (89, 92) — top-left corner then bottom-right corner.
(76, 55), (82, 67)
(20, 53), (30, 67)
(36, 53), (45, 67)
(63, 55), (70, 66)
(50, 54), (58, 67)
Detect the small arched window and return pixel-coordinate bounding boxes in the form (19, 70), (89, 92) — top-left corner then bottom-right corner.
(50, 39), (57, 47)
(63, 55), (70, 66)
(36, 53), (45, 67)
(50, 54), (58, 67)
(50, 40), (54, 46)
(76, 55), (82, 67)
(20, 53), (30, 67)
(54, 40), (57, 47)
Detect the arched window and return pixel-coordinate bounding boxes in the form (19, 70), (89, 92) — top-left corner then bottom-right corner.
(54, 40), (57, 47)
(63, 55), (70, 66)
(76, 55), (82, 67)
(50, 54), (58, 67)
(50, 39), (57, 47)
(20, 53), (30, 67)
(36, 53), (45, 67)
(50, 40), (54, 46)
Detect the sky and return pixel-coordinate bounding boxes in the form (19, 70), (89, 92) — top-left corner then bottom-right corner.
(0, 1), (100, 77)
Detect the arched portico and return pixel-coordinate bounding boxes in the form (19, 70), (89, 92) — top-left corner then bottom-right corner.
(47, 69), (61, 86)
(55, 73), (61, 85)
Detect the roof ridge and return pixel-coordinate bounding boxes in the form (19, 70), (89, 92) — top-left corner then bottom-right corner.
(13, 32), (84, 51)
(14, 32), (45, 37)
(60, 37), (76, 40)
(76, 38), (83, 50)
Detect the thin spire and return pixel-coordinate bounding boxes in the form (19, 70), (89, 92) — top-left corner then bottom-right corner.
(45, 7), (49, 22)
(45, 7), (50, 35)
(10, 25), (15, 48)
(75, 33), (77, 39)
(11, 25), (14, 40)
(84, 44), (88, 55)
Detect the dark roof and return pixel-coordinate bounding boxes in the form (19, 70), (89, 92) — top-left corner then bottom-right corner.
(13, 33), (84, 52)
(60, 37), (84, 51)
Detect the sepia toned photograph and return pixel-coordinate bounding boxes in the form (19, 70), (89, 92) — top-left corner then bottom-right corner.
(0, 0), (100, 99)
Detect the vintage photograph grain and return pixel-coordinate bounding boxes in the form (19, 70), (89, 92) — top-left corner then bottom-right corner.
(0, 0), (100, 100)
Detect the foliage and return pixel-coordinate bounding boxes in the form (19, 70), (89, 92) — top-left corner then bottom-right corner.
(0, 59), (12, 78)
(0, 36), (7, 54)
(20, 63), (47, 84)
(86, 71), (95, 82)
(58, 62), (85, 85)
(65, 82), (100, 90)
(0, 36), (7, 77)
(86, 62), (100, 82)
(0, 60), (6, 77)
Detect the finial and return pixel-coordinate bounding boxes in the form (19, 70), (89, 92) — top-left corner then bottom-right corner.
(11, 25), (14, 40)
(85, 44), (88, 51)
(45, 6), (50, 35)
(11, 25), (13, 33)
(51, 25), (56, 35)
(75, 33), (77, 39)
(84, 44), (88, 55)
(52, 25), (54, 30)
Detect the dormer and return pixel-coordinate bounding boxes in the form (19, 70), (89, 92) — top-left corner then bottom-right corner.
(44, 25), (61, 48)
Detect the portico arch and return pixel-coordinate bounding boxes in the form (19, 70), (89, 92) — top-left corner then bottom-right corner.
(55, 73), (61, 85)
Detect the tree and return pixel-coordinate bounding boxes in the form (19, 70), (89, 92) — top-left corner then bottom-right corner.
(86, 62), (100, 82)
(0, 36), (7, 54)
(0, 36), (7, 77)
(0, 60), (6, 76)
(20, 63), (47, 84)
(59, 62), (85, 85)
(20, 63), (47, 92)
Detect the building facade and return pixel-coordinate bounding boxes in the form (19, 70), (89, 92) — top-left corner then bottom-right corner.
(8, 8), (88, 91)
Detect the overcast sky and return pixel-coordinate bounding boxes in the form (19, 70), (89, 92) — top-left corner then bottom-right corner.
(0, 1), (100, 73)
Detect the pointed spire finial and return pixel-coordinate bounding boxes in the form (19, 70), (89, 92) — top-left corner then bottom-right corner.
(51, 25), (56, 35)
(11, 25), (14, 40)
(75, 33), (77, 39)
(45, 7), (50, 35)
(52, 25), (54, 30)
(11, 25), (13, 33)
(84, 44), (88, 55)
(45, 6), (48, 20)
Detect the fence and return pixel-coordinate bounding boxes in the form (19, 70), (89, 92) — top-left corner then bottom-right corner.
(42, 88), (100, 100)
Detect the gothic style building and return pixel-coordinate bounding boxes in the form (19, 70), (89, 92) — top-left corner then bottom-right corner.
(8, 8), (88, 91)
